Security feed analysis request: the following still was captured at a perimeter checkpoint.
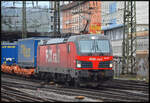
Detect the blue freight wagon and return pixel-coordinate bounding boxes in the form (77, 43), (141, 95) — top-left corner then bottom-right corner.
(1, 42), (18, 65)
(17, 37), (49, 68)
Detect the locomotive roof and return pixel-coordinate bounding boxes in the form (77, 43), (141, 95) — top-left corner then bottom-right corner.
(67, 34), (108, 42)
(38, 34), (109, 45)
(38, 38), (66, 45)
(18, 37), (50, 41)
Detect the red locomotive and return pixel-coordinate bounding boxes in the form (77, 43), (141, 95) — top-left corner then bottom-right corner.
(36, 34), (114, 87)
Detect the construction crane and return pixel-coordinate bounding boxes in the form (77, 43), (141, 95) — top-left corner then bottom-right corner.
(122, 1), (137, 74)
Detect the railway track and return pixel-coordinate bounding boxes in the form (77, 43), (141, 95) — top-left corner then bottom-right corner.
(1, 85), (58, 102)
(100, 80), (149, 92)
(1, 73), (149, 102)
(2, 72), (148, 91)
(112, 79), (148, 86)
(2, 80), (149, 102)
(1, 80), (101, 102)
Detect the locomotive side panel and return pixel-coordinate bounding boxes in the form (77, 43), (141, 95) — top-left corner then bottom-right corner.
(37, 43), (73, 74)
(58, 43), (68, 68)
(46, 44), (57, 67)
(37, 45), (47, 67)
(68, 42), (78, 69)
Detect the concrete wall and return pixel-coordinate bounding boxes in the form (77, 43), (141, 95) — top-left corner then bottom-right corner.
(136, 52), (149, 81)
(113, 52), (149, 81)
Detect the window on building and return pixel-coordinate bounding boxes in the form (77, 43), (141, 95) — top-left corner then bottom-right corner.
(95, 1), (97, 7)
(120, 28), (123, 39)
(110, 19), (116, 25)
(51, 2), (54, 9)
(51, 25), (53, 30)
(109, 2), (116, 13)
(107, 30), (111, 40)
(51, 16), (53, 22)
(116, 29), (120, 40)
(66, 12), (68, 17)
(74, 17), (76, 23)
(76, 17), (77, 23)
(93, 1), (95, 7)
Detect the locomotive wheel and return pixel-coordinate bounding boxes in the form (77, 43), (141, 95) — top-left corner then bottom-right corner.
(74, 78), (80, 88)
(65, 75), (72, 87)
(65, 82), (70, 87)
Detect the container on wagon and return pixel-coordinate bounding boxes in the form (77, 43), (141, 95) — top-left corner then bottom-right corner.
(1, 42), (18, 65)
(17, 37), (49, 68)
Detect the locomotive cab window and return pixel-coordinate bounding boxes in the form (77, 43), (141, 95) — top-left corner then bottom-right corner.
(78, 39), (110, 54)
(96, 40), (110, 53)
(79, 40), (95, 53)
(67, 44), (70, 53)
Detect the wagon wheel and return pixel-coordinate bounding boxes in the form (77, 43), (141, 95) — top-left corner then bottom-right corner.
(38, 72), (43, 80)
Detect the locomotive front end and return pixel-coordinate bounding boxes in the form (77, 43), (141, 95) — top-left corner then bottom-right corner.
(73, 34), (114, 85)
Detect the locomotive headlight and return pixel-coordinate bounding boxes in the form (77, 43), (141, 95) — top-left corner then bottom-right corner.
(76, 60), (81, 68)
(109, 63), (113, 68)
(91, 36), (96, 39)
(77, 64), (81, 68)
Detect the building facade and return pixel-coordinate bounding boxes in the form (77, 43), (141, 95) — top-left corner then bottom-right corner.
(60, 1), (101, 34)
(1, 2), (55, 35)
(100, 1), (149, 78)
(101, 1), (149, 40)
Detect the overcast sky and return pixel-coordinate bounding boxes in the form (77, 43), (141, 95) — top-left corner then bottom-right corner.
(2, 1), (51, 8)
(2, 1), (70, 8)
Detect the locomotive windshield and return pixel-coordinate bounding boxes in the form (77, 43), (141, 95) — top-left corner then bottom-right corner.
(79, 40), (110, 54)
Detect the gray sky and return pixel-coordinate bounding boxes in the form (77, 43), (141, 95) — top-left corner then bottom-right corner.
(2, 1), (50, 8)
(2, 1), (70, 8)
